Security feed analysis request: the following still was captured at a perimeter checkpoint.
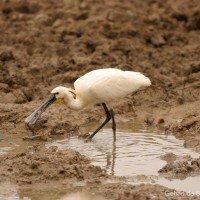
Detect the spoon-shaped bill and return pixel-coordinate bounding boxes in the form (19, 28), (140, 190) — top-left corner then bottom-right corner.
(25, 93), (56, 125)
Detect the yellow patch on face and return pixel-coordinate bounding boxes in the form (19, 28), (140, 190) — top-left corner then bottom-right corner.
(54, 98), (64, 104)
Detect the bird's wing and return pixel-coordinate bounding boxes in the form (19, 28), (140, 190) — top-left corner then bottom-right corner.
(87, 71), (150, 103)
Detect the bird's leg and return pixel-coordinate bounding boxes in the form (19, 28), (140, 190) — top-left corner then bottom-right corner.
(110, 109), (116, 142)
(87, 103), (111, 140)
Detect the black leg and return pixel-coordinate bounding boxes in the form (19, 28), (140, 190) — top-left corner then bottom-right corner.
(110, 109), (116, 142)
(87, 103), (111, 140)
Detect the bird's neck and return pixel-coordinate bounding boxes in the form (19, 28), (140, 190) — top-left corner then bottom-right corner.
(64, 89), (86, 110)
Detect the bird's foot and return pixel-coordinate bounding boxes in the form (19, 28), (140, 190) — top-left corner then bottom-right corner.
(84, 135), (93, 143)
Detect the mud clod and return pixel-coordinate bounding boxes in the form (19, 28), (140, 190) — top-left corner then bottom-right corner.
(159, 155), (200, 178)
(0, 146), (104, 184)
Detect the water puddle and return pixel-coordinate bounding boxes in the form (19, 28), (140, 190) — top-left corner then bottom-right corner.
(1, 123), (200, 199)
(46, 124), (200, 192)
(47, 127), (199, 176)
(0, 184), (106, 200)
(0, 135), (38, 155)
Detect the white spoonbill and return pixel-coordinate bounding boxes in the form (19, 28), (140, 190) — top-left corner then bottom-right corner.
(25, 68), (151, 141)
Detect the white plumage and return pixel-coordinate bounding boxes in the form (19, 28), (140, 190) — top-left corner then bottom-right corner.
(25, 68), (151, 141)
(74, 68), (151, 105)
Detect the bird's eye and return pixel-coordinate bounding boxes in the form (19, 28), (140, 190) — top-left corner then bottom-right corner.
(55, 92), (59, 95)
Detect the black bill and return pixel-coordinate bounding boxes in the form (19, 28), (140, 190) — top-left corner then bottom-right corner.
(25, 93), (56, 125)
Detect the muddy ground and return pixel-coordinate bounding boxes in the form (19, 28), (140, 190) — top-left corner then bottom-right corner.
(0, 0), (200, 199)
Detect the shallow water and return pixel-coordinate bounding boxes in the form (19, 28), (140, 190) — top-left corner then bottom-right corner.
(47, 127), (199, 176)
(0, 183), (106, 200)
(46, 125), (200, 192)
(1, 123), (200, 199)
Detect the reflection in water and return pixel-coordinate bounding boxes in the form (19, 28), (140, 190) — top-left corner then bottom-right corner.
(2, 186), (106, 200)
(46, 129), (199, 176)
(1, 124), (200, 196)
(46, 128), (200, 192)
(103, 141), (116, 176)
(58, 191), (106, 200)
(111, 141), (116, 176)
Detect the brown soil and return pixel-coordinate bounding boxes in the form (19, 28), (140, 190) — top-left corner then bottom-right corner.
(95, 183), (197, 200)
(159, 154), (200, 178)
(0, 0), (200, 199)
(0, 145), (104, 185)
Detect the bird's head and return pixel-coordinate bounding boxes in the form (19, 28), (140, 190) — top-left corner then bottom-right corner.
(25, 86), (67, 125)
(51, 86), (67, 104)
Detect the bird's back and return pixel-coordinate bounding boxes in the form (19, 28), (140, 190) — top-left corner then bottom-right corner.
(74, 68), (151, 104)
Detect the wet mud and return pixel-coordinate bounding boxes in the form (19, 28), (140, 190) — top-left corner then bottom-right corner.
(0, 0), (200, 199)
(0, 145), (104, 185)
(94, 183), (197, 200)
(159, 154), (200, 178)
